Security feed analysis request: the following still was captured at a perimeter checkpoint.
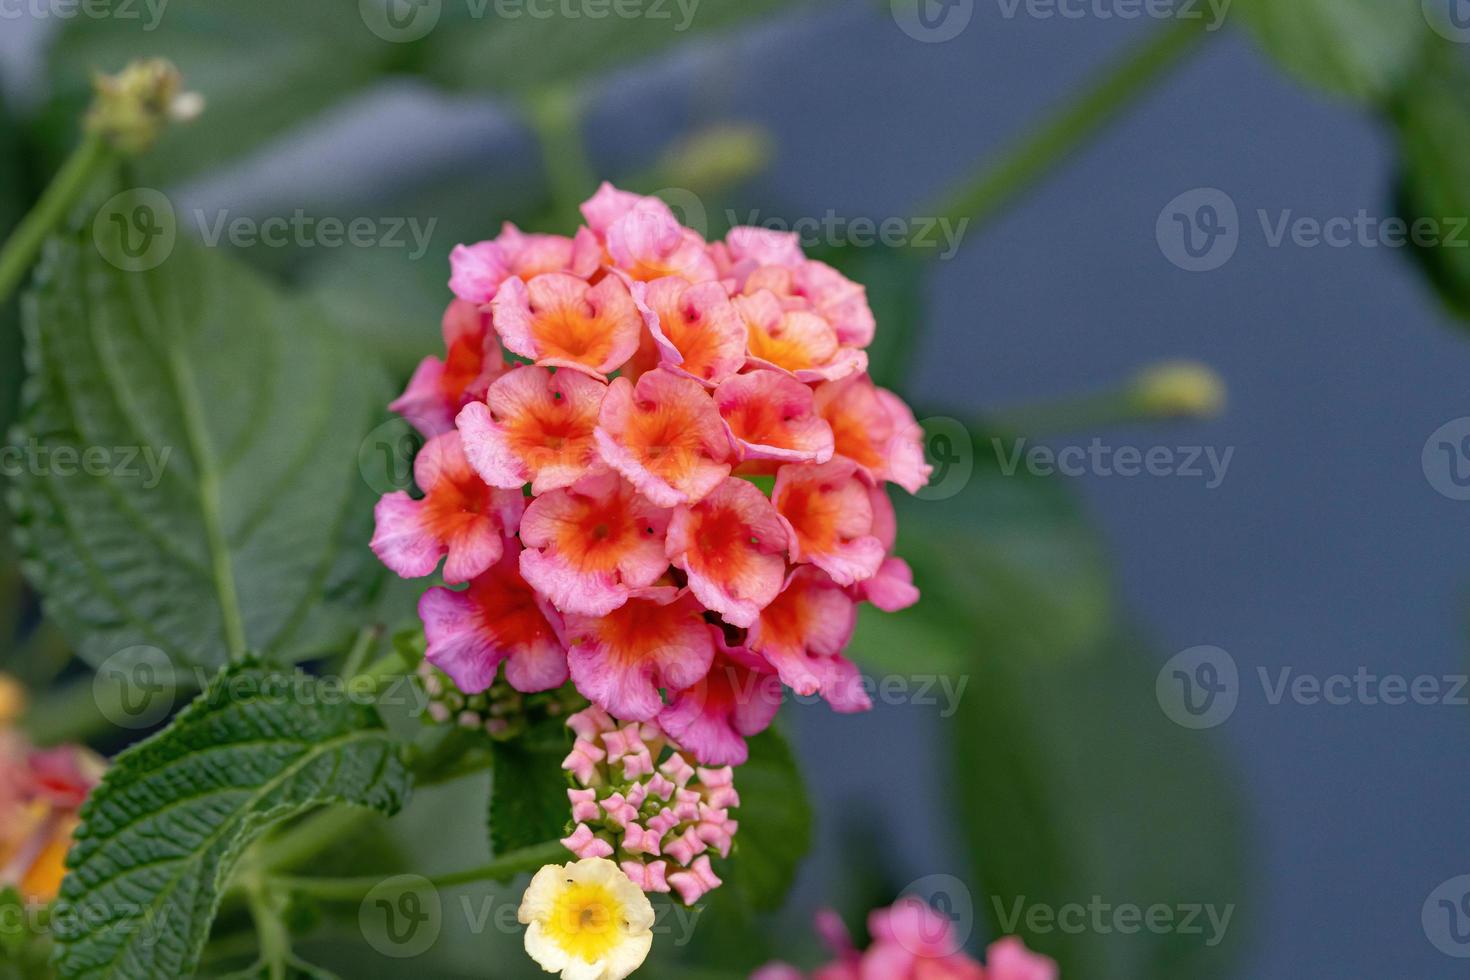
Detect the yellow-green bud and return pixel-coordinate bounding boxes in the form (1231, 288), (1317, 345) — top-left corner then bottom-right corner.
(1130, 360), (1227, 420)
(657, 123), (774, 195)
(85, 58), (202, 156)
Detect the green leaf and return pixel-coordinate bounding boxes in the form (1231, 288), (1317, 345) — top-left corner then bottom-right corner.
(52, 661), (411, 980)
(719, 728), (811, 912)
(0, 886), (55, 980)
(1234, 0), (1426, 103)
(0, 86), (31, 445)
(487, 724), (573, 856)
(850, 443), (1246, 980)
(39, 1), (397, 183)
(423, 0), (803, 97)
(9, 220), (393, 672)
(819, 243), (928, 394)
(1392, 44), (1470, 325)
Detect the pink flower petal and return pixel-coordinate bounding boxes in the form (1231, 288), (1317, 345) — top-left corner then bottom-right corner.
(456, 365), (606, 494)
(773, 459), (885, 587)
(715, 370), (835, 463)
(665, 478), (787, 628)
(490, 272), (642, 378)
(594, 369), (733, 508)
(564, 589), (716, 721)
(635, 277), (746, 386)
(518, 470), (671, 616)
(419, 544), (568, 694)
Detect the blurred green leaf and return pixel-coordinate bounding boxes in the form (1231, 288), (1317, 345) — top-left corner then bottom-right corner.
(850, 440), (1247, 980)
(40, 1), (398, 182)
(820, 243), (927, 395)
(41, 0), (809, 188)
(1234, 0), (1426, 103)
(719, 728), (811, 912)
(488, 723), (573, 856)
(0, 87), (31, 443)
(53, 660), (411, 980)
(1392, 43), (1470, 326)
(423, 0), (801, 96)
(10, 215), (393, 672)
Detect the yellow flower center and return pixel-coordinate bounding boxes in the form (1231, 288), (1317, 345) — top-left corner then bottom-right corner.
(543, 882), (629, 964)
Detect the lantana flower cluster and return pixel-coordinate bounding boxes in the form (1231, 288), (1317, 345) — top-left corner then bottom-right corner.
(0, 678), (104, 904)
(372, 184), (930, 922)
(754, 901), (1058, 980)
(374, 182), (928, 768)
(559, 705), (736, 906)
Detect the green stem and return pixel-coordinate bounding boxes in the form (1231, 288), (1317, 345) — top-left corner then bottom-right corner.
(925, 16), (1211, 239)
(340, 624), (381, 680)
(243, 877), (294, 980)
(986, 388), (1153, 437)
(273, 840), (568, 902)
(258, 805), (375, 876)
(0, 133), (111, 305)
(526, 86), (596, 231)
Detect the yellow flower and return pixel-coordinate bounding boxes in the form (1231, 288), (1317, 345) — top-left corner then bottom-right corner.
(519, 858), (655, 980)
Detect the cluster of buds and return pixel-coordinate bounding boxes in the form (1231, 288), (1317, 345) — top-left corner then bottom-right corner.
(417, 662), (583, 740)
(559, 706), (737, 905)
